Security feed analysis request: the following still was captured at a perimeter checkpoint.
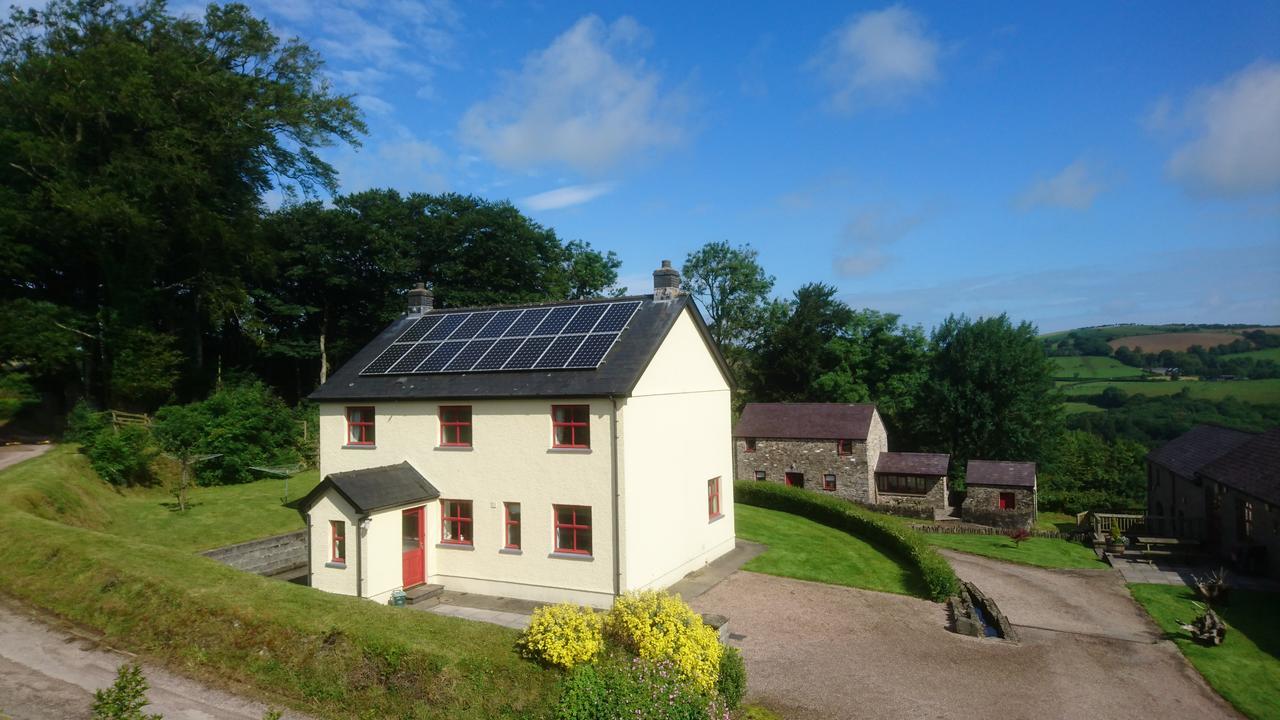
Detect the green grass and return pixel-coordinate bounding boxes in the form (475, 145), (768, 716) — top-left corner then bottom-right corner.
(1061, 378), (1280, 404)
(1034, 511), (1079, 534)
(1232, 347), (1280, 362)
(1050, 355), (1146, 379)
(1064, 401), (1104, 415)
(734, 504), (928, 597)
(920, 533), (1105, 569)
(0, 445), (558, 719)
(1129, 584), (1280, 720)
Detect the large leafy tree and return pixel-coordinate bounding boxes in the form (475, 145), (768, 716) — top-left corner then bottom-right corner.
(751, 283), (853, 402)
(681, 241), (775, 349)
(0, 0), (364, 406)
(913, 314), (1063, 474)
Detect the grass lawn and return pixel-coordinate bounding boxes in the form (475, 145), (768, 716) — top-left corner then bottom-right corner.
(1129, 584), (1280, 720)
(1050, 355), (1145, 380)
(922, 533), (1105, 569)
(1064, 401), (1104, 415)
(734, 503), (929, 598)
(1061, 378), (1280, 404)
(1233, 347), (1280, 362)
(1034, 511), (1079, 534)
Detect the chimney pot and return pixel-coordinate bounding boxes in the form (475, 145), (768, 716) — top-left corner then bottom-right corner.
(406, 282), (433, 314)
(653, 259), (681, 300)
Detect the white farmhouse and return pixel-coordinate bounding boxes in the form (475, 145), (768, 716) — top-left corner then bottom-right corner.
(298, 261), (736, 607)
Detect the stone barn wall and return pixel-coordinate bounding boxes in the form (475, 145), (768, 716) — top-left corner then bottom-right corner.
(961, 486), (1036, 530)
(735, 437), (876, 503)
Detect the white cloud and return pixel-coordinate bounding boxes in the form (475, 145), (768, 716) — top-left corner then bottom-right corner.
(332, 130), (448, 195)
(1164, 61), (1280, 197)
(810, 5), (939, 112)
(520, 182), (616, 211)
(1018, 160), (1104, 210)
(357, 95), (395, 116)
(833, 207), (923, 277)
(459, 15), (686, 174)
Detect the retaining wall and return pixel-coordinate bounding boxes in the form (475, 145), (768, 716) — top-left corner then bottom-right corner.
(202, 530), (307, 577)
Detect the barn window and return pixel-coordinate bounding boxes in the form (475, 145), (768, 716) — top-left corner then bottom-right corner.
(999, 492), (1016, 510)
(823, 474), (837, 492)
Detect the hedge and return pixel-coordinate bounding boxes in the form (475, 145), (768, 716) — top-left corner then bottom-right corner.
(733, 481), (960, 601)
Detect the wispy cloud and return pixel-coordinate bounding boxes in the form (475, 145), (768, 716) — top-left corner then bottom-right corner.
(1017, 160), (1105, 210)
(833, 206), (924, 277)
(520, 182), (617, 211)
(459, 15), (687, 174)
(810, 5), (940, 113)
(1160, 61), (1280, 197)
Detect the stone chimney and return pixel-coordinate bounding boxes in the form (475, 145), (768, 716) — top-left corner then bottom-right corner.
(406, 282), (433, 314)
(653, 259), (682, 300)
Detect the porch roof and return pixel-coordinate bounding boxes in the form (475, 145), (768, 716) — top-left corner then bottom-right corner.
(298, 462), (440, 515)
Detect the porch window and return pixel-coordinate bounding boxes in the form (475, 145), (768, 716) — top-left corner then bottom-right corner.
(754, 470), (766, 481)
(440, 405), (473, 447)
(441, 500), (473, 545)
(837, 439), (854, 455)
(877, 474), (927, 495)
(552, 405), (590, 448)
(744, 438), (757, 453)
(708, 477), (722, 519)
(553, 505), (592, 555)
(504, 502), (521, 549)
(823, 474), (837, 492)
(999, 492), (1016, 510)
(345, 406), (375, 446)
(330, 520), (346, 563)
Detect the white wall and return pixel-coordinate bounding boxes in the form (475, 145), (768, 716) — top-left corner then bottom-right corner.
(620, 307), (736, 592)
(307, 490), (358, 596)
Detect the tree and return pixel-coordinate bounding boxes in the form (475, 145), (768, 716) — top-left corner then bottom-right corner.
(914, 314), (1062, 473)
(681, 241), (775, 349)
(751, 284), (853, 401)
(152, 402), (208, 511)
(0, 0), (365, 405)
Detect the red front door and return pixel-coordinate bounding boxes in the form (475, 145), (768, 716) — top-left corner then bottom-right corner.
(402, 507), (425, 588)
(785, 472), (804, 488)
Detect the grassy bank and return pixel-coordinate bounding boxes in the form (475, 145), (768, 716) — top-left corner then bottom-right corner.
(0, 446), (558, 719)
(1060, 378), (1280, 404)
(735, 504), (928, 597)
(1129, 584), (1280, 720)
(922, 534), (1104, 569)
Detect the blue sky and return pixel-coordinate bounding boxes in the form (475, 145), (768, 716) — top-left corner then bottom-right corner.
(225, 1), (1277, 331)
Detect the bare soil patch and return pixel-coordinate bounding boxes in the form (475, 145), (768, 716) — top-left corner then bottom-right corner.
(1108, 331), (1250, 353)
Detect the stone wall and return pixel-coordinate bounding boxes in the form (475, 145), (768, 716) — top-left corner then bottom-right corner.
(735, 437), (874, 503)
(202, 529), (307, 578)
(961, 486), (1036, 531)
(874, 474), (948, 512)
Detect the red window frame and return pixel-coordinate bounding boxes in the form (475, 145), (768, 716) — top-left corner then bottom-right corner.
(345, 406), (375, 446)
(441, 499), (473, 545)
(553, 505), (592, 555)
(999, 492), (1016, 510)
(837, 439), (854, 455)
(708, 477), (722, 519)
(330, 520), (346, 563)
(552, 405), (590, 449)
(504, 502), (521, 550)
(823, 474), (837, 492)
(744, 438), (757, 453)
(439, 405), (473, 447)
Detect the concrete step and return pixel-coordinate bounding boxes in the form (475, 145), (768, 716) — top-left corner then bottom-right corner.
(405, 584), (445, 606)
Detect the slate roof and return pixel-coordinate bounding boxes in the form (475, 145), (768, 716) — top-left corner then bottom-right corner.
(875, 452), (951, 476)
(297, 462), (440, 515)
(1147, 424), (1255, 479)
(965, 460), (1037, 488)
(1198, 428), (1280, 506)
(733, 403), (877, 441)
(309, 295), (729, 401)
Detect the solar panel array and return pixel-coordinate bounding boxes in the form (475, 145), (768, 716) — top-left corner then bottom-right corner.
(359, 301), (643, 376)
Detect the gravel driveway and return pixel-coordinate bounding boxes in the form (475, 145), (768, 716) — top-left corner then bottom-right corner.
(690, 556), (1239, 720)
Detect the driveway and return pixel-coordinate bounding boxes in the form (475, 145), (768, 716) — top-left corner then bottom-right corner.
(0, 444), (50, 473)
(690, 556), (1239, 720)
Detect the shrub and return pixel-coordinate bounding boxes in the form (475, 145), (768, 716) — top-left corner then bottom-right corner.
(556, 656), (729, 720)
(85, 425), (155, 487)
(605, 591), (722, 693)
(65, 400), (108, 443)
(733, 481), (960, 601)
(716, 645), (746, 710)
(91, 662), (161, 720)
(517, 603), (603, 669)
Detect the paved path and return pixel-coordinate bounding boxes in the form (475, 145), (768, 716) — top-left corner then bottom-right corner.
(1109, 556), (1280, 591)
(0, 444), (51, 473)
(691, 562), (1240, 720)
(0, 602), (312, 720)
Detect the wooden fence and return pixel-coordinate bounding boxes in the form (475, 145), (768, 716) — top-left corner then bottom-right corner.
(109, 410), (150, 428)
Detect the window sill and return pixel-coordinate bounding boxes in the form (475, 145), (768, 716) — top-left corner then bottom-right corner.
(548, 551), (594, 561)
(499, 547), (523, 555)
(437, 542), (475, 551)
(342, 444), (377, 450)
(547, 447), (592, 454)
(708, 513), (725, 523)
(324, 561), (347, 569)
(435, 445), (474, 452)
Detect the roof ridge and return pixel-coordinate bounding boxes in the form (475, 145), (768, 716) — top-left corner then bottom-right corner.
(416, 293), (656, 314)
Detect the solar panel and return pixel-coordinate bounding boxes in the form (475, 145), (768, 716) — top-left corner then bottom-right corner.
(359, 300), (642, 376)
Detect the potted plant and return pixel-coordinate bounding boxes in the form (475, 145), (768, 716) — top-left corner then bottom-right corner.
(1105, 524), (1126, 555)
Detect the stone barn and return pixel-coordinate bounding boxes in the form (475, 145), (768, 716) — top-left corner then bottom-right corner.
(961, 460), (1037, 530)
(873, 452), (952, 516)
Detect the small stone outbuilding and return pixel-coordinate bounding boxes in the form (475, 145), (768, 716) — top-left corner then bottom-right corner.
(961, 460), (1037, 530)
(873, 452), (952, 514)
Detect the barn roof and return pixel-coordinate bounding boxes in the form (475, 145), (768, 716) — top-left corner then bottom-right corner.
(733, 403), (877, 441)
(965, 460), (1037, 488)
(1198, 428), (1280, 506)
(1147, 424), (1255, 479)
(298, 462), (440, 515)
(875, 452), (951, 476)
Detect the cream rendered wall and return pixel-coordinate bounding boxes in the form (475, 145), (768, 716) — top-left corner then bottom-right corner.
(318, 398), (618, 606)
(620, 307), (736, 592)
(307, 490), (358, 596)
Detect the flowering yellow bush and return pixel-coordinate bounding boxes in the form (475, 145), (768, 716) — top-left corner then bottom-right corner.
(516, 603), (603, 669)
(604, 591), (723, 693)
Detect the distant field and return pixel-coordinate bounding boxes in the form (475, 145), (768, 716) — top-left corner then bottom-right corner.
(1060, 378), (1280, 404)
(1050, 356), (1145, 379)
(1232, 347), (1280, 362)
(1107, 332), (1257, 353)
(1063, 402), (1104, 415)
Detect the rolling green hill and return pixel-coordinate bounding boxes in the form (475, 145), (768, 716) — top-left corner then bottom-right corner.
(1049, 356), (1145, 380)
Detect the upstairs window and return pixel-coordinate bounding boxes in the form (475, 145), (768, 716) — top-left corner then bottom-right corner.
(552, 405), (591, 448)
(504, 502), (521, 550)
(837, 439), (854, 455)
(440, 406), (473, 447)
(345, 407), (375, 446)
(708, 477), (722, 519)
(330, 520), (346, 563)
(554, 505), (592, 555)
(744, 438), (757, 453)
(441, 500), (473, 545)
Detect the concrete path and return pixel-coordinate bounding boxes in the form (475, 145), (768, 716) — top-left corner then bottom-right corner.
(0, 602), (312, 720)
(690, 565), (1240, 720)
(0, 444), (51, 473)
(1109, 556), (1280, 591)
(425, 601), (531, 629)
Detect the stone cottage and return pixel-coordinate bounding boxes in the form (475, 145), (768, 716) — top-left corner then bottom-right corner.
(961, 460), (1037, 530)
(873, 451), (952, 515)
